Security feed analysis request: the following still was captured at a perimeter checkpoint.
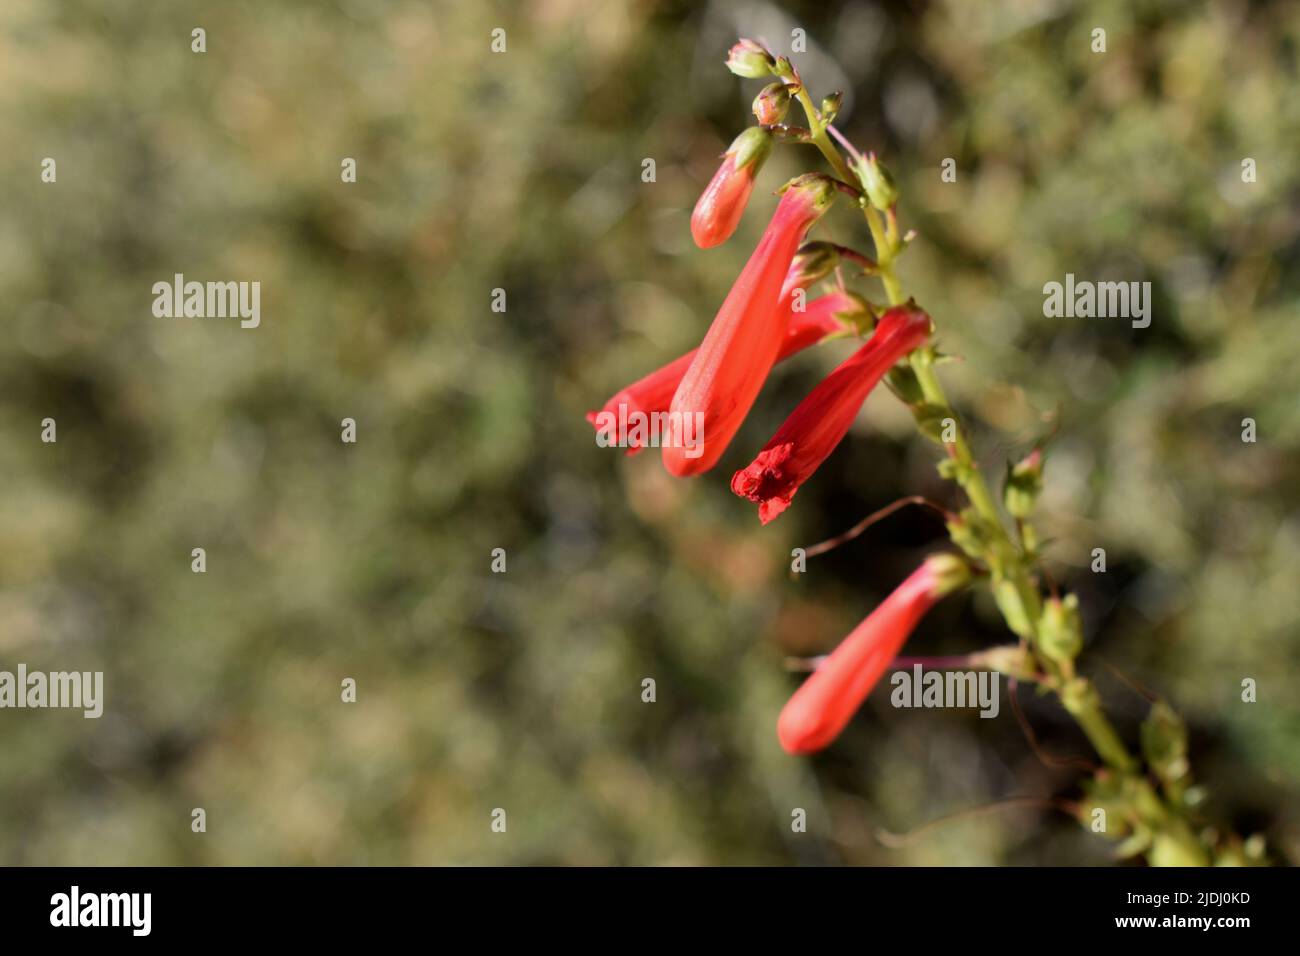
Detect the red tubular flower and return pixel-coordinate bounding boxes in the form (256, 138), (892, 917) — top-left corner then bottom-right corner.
(691, 128), (774, 249)
(586, 290), (854, 454)
(731, 303), (932, 523)
(777, 555), (967, 755)
(664, 176), (836, 476)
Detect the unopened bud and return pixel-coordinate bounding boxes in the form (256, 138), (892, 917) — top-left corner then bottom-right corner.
(1038, 593), (1082, 668)
(886, 363), (925, 404)
(1141, 701), (1190, 786)
(924, 553), (971, 598)
(752, 82), (792, 125)
(1004, 449), (1044, 519)
(690, 128), (772, 249)
(859, 151), (899, 210)
(726, 39), (775, 78)
(820, 92), (843, 124)
(946, 509), (992, 562)
(789, 240), (840, 286)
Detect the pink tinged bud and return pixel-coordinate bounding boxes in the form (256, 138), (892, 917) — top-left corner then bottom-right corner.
(664, 178), (836, 477)
(725, 38), (776, 78)
(752, 81), (791, 125)
(691, 128), (772, 249)
(731, 303), (931, 523)
(777, 557), (961, 755)
(586, 290), (852, 455)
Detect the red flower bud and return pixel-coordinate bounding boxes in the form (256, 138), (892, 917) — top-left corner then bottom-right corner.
(731, 303), (931, 523)
(690, 127), (773, 249)
(664, 176), (836, 476)
(777, 555), (966, 755)
(587, 289), (855, 455)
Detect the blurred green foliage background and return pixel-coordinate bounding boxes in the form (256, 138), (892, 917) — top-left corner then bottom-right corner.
(1, 0), (1297, 865)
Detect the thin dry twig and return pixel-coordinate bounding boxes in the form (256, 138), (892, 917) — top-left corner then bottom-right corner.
(1008, 677), (1098, 773)
(804, 495), (949, 558)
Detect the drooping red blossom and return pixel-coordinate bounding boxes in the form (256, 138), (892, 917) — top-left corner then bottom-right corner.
(664, 176), (836, 476)
(586, 290), (855, 454)
(691, 128), (774, 249)
(777, 555), (966, 755)
(731, 303), (931, 523)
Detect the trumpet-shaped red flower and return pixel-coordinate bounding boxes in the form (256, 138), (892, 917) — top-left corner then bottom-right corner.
(586, 290), (856, 454)
(731, 303), (931, 523)
(691, 128), (773, 249)
(664, 176), (836, 476)
(777, 555), (966, 755)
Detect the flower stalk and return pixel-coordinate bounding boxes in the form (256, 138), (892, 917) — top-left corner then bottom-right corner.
(595, 36), (1264, 866)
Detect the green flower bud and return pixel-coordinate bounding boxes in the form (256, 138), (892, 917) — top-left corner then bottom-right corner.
(1038, 593), (1083, 668)
(1003, 449), (1044, 519)
(886, 363), (925, 404)
(1141, 701), (1190, 787)
(820, 92), (843, 125)
(725, 39), (775, 78)
(946, 509), (995, 562)
(789, 240), (840, 287)
(924, 553), (972, 597)
(858, 152), (899, 210)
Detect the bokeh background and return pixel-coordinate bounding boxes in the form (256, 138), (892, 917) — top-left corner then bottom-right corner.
(1, 0), (1297, 865)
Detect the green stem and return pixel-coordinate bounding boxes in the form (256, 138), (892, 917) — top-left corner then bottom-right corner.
(790, 84), (857, 189)
(1062, 679), (1139, 772)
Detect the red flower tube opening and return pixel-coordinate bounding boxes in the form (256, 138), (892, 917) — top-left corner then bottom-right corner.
(691, 127), (773, 249)
(731, 302), (931, 523)
(777, 555), (968, 755)
(664, 175), (836, 476)
(586, 289), (856, 454)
